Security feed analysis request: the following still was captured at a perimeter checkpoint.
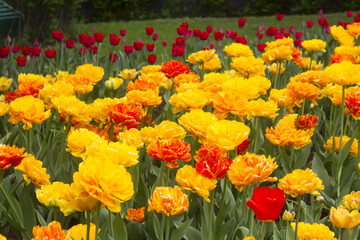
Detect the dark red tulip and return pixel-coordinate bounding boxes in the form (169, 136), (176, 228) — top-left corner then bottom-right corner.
(66, 39), (75, 49)
(94, 33), (105, 43)
(15, 56), (27, 66)
(44, 49), (57, 58)
(147, 54), (157, 64)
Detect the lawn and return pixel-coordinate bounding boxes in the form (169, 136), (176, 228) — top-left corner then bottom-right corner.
(74, 11), (350, 46)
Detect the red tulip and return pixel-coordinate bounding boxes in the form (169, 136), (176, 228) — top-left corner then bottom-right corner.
(21, 46), (31, 56)
(306, 21), (314, 28)
(110, 34), (121, 46)
(145, 27), (154, 36)
(256, 33), (264, 40)
(235, 36), (247, 45)
(90, 46), (98, 54)
(238, 18), (246, 28)
(230, 31), (237, 39)
(12, 45), (19, 53)
(94, 33), (105, 42)
(265, 26), (278, 36)
(199, 32), (209, 40)
(246, 186), (286, 221)
(162, 41), (167, 47)
(275, 32), (284, 40)
(152, 33), (158, 41)
(289, 25), (295, 34)
(147, 54), (157, 64)
(294, 39), (303, 47)
(52, 30), (64, 42)
(124, 45), (134, 54)
(214, 31), (224, 41)
(171, 46), (184, 57)
(180, 22), (189, 30)
(347, 11), (353, 17)
(276, 13), (284, 21)
(193, 29), (201, 37)
(0, 46), (10, 58)
(284, 32), (290, 38)
(206, 25), (213, 33)
(79, 47), (86, 55)
(15, 56), (27, 66)
(146, 43), (155, 52)
(177, 27), (186, 35)
(318, 17), (328, 28)
(119, 29), (127, 37)
(133, 41), (144, 51)
(109, 52), (117, 62)
(31, 47), (41, 57)
(66, 39), (75, 49)
(257, 43), (266, 52)
(295, 32), (302, 39)
(175, 37), (186, 47)
(44, 49), (57, 58)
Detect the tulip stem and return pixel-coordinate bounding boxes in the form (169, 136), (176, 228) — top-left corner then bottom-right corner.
(337, 85), (346, 198)
(95, 201), (101, 240)
(275, 147), (286, 161)
(208, 190), (215, 240)
(108, 210), (114, 238)
(86, 210), (91, 240)
(165, 215), (170, 240)
(166, 167), (170, 186)
(260, 221), (266, 240)
(253, 117), (261, 153)
(294, 196), (302, 240)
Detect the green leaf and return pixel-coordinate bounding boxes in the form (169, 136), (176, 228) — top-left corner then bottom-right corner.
(19, 187), (35, 234)
(272, 222), (281, 240)
(294, 144), (311, 169)
(113, 213), (128, 240)
(35, 209), (47, 226)
(215, 201), (232, 227)
(183, 226), (201, 240)
(216, 218), (235, 240)
(171, 219), (193, 240)
(312, 153), (331, 195)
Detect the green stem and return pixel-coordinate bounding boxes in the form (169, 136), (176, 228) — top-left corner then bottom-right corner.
(165, 215), (170, 240)
(260, 221), (266, 240)
(166, 167), (170, 186)
(0, 169), (4, 183)
(59, 116), (72, 165)
(337, 85), (346, 198)
(26, 128), (32, 154)
(109, 210), (114, 238)
(220, 177), (228, 208)
(253, 117), (261, 153)
(86, 210), (91, 240)
(94, 201), (101, 240)
(275, 147), (286, 160)
(343, 114), (350, 136)
(208, 190), (215, 240)
(294, 196), (302, 240)
(53, 206), (58, 221)
(159, 161), (165, 186)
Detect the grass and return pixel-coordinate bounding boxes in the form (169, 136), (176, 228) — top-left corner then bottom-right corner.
(74, 11), (351, 46)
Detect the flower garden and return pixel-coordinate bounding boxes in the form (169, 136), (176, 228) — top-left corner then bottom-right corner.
(1, 10), (360, 240)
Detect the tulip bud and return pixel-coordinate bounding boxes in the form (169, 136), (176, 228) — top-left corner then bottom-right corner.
(358, 163), (360, 172)
(282, 210), (295, 221)
(316, 196), (324, 203)
(105, 77), (123, 90)
(45, 75), (56, 85)
(310, 103), (315, 109)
